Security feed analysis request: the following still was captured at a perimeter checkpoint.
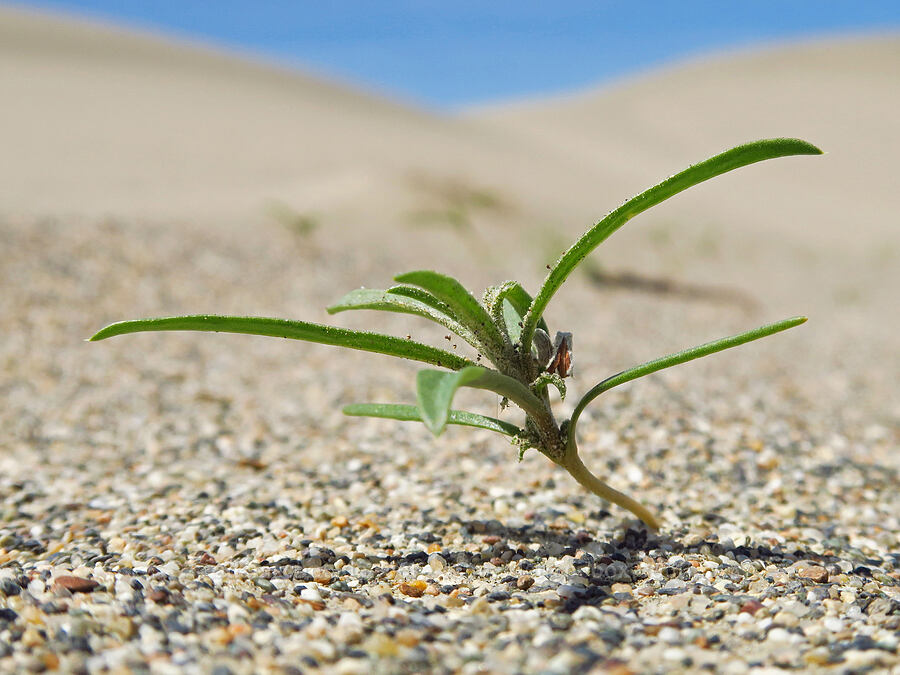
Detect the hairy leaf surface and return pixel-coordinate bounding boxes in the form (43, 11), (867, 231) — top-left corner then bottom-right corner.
(90, 315), (472, 370)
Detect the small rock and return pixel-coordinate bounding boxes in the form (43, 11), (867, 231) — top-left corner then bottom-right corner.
(312, 569), (333, 585)
(516, 575), (535, 591)
(772, 611), (799, 627)
(300, 587), (323, 603)
(658, 626), (682, 645)
(21, 627), (44, 647)
(804, 647), (832, 666)
(798, 566), (828, 583)
(740, 599), (764, 615)
(253, 577), (276, 593)
(54, 576), (100, 593)
(148, 588), (171, 604)
(0, 579), (21, 597)
(823, 617), (845, 632)
(399, 580), (426, 598)
(557, 584), (586, 599)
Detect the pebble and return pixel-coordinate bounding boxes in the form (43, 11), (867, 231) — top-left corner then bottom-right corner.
(516, 575), (535, 590)
(399, 581), (427, 598)
(797, 566), (829, 583)
(53, 575), (100, 593)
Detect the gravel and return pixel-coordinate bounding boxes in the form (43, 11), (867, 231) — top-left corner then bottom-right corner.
(1, 215), (897, 673)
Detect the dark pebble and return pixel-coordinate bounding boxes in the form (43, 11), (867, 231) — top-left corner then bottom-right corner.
(252, 611), (273, 628)
(599, 629), (626, 646)
(164, 615), (191, 634)
(0, 608), (18, 622)
(846, 635), (878, 652)
(39, 602), (66, 614)
(0, 579), (21, 596)
(487, 591), (510, 602)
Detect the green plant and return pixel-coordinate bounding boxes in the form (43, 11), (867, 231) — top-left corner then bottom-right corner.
(91, 139), (821, 529)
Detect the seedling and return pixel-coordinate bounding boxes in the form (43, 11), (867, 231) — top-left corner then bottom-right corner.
(91, 139), (821, 529)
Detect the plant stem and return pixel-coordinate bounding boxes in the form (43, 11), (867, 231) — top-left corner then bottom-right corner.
(561, 450), (661, 530)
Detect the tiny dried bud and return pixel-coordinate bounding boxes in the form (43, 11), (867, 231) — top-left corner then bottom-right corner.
(547, 332), (573, 378)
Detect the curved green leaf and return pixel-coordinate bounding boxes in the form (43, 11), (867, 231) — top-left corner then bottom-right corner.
(485, 281), (549, 343)
(416, 365), (547, 436)
(343, 403), (521, 436)
(566, 316), (807, 449)
(530, 372), (566, 401)
(326, 288), (479, 348)
(90, 315), (473, 370)
(384, 285), (454, 314)
(395, 270), (506, 358)
(520, 138), (823, 351)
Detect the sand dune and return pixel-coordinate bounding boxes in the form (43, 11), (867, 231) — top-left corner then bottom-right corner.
(1, 6), (586, 229)
(2, 7), (897, 349)
(470, 36), (900, 252)
(4, 8), (897, 259)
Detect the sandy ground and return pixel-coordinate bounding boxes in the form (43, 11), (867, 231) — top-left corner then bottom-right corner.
(1, 6), (898, 674)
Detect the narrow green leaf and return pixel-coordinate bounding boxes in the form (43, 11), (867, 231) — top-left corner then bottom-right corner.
(90, 315), (473, 370)
(395, 270), (507, 358)
(384, 285), (454, 314)
(416, 365), (547, 435)
(520, 138), (823, 351)
(566, 316), (807, 447)
(326, 288), (479, 348)
(342, 403), (521, 436)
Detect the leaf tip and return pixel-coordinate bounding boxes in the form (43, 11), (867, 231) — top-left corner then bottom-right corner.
(791, 138), (824, 156)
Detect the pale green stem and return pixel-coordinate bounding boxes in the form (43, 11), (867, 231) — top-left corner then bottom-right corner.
(561, 449), (661, 530)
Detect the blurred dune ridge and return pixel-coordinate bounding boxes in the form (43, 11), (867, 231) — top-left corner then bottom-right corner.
(3, 6), (898, 247)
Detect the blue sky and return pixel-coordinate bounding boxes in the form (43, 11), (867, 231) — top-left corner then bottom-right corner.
(14, 1), (900, 108)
